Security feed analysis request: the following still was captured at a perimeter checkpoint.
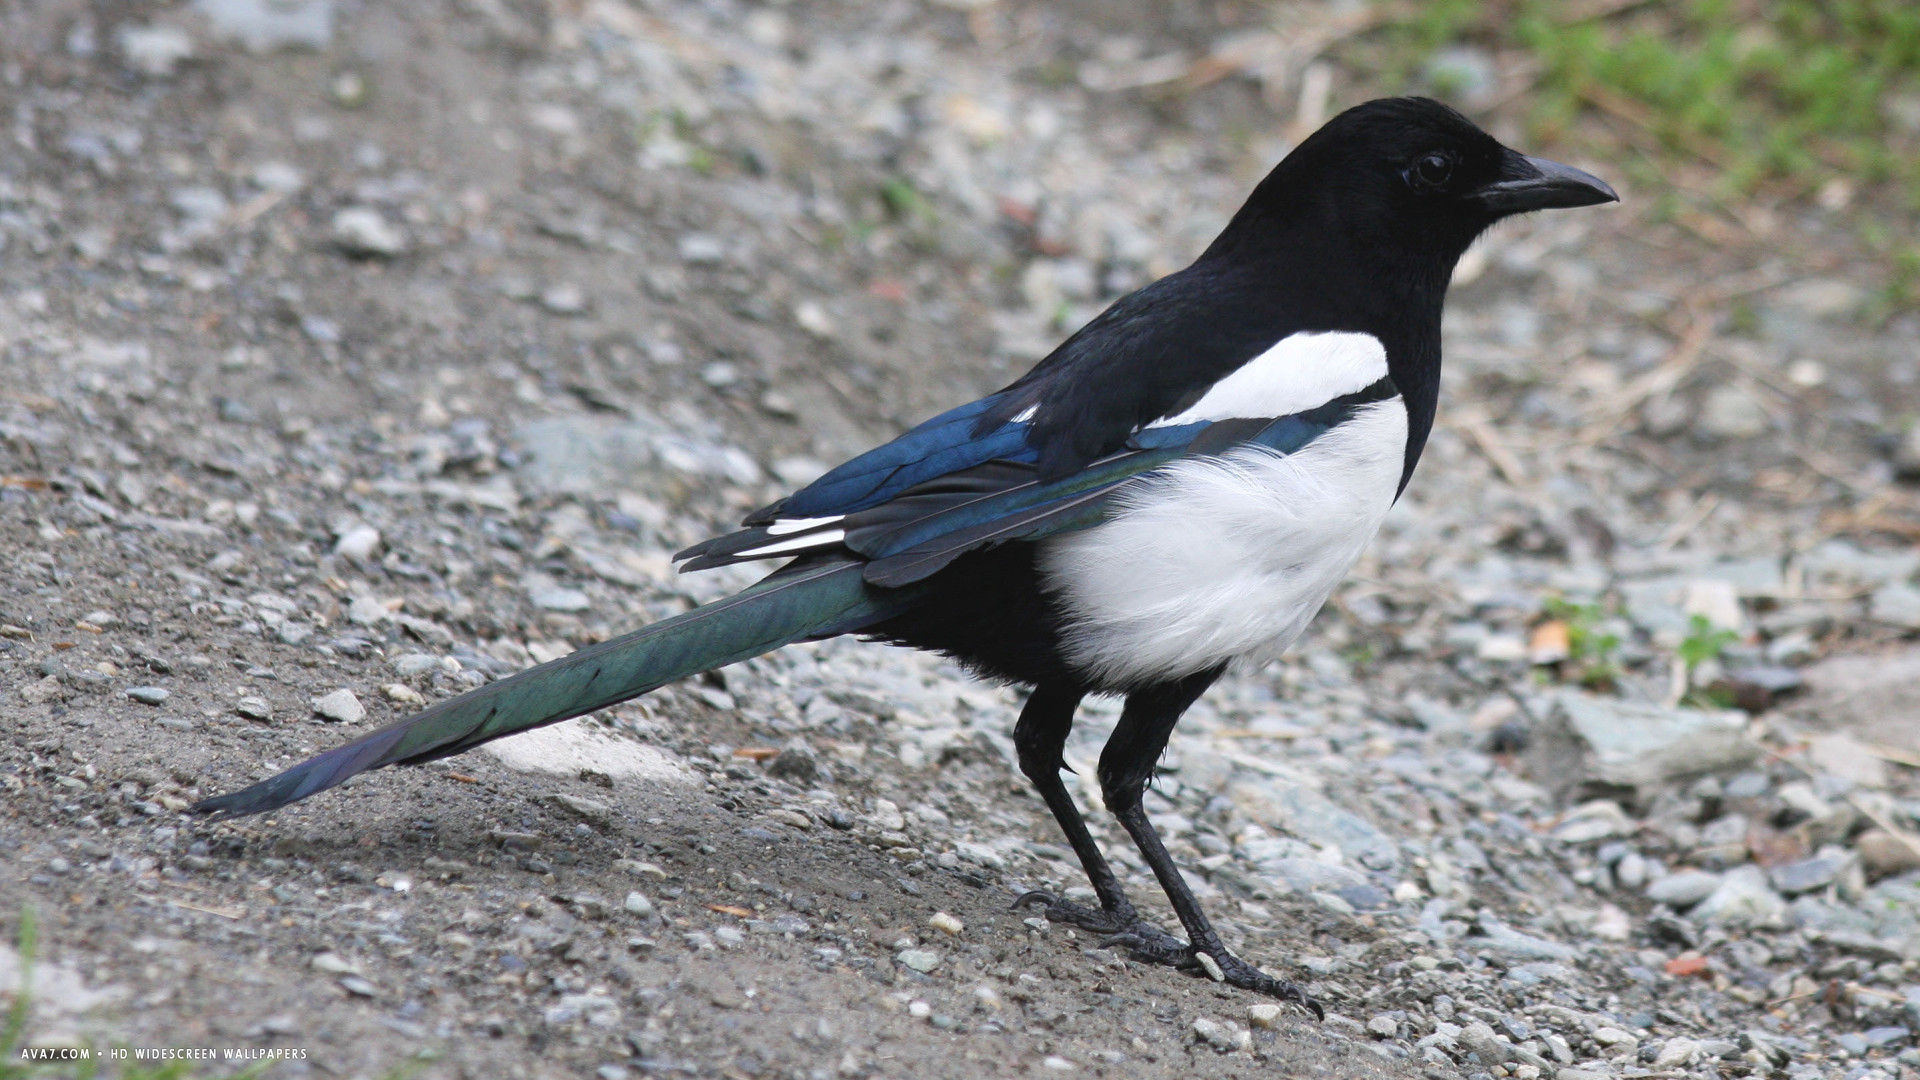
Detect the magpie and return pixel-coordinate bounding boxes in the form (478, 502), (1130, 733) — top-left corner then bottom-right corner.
(195, 98), (1616, 1010)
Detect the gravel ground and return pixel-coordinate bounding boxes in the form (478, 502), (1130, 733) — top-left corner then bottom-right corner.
(4, 2), (1920, 1079)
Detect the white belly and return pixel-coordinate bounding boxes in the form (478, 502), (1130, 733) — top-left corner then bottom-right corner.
(1039, 398), (1408, 688)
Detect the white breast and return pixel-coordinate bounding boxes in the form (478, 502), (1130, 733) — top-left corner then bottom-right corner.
(1039, 397), (1408, 688)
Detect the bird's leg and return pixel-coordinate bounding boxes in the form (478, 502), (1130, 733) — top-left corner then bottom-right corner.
(1008, 682), (1186, 955)
(1098, 667), (1322, 1017)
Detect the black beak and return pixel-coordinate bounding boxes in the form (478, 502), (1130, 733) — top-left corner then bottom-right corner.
(1475, 154), (1619, 215)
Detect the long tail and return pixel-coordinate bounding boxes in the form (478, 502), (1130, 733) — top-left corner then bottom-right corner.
(193, 557), (908, 819)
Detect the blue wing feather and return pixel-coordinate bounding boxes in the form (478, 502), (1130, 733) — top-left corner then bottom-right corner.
(775, 394), (1039, 519)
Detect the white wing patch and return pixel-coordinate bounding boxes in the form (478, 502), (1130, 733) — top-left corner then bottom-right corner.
(736, 530), (847, 558)
(1151, 330), (1388, 428)
(764, 515), (844, 536)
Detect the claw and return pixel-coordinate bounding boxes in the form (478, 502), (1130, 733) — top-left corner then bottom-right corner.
(1011, 890), (1057, 911)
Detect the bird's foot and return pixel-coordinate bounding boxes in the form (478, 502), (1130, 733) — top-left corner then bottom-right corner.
(1207, 950), (1323, 1019)
(1098, 929), (1324, 1020)
(1011, 890), (1189, 956)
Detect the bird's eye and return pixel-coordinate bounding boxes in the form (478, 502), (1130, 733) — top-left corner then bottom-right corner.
(1407, 153), (1454, 190)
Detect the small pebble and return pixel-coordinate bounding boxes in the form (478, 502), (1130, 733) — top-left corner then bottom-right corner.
(1194, 951), (1225, 982)
(333, 524), (382, 560)
(532, 587), (592, 613)
(312, 688), (365, 724)
(928, 912), (964, 936)
(896, 949), (940, 974)
(330, 207), (406, 258)
(126, 686), (170, 706)
(539, 284), (588, 315)
(1645, 869), (1721, 908)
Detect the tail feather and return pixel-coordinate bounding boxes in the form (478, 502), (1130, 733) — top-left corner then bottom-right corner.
(193, 557), (907, 819)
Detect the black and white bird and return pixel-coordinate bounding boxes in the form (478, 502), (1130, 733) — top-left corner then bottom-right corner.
(196, 98), (1616, 1010)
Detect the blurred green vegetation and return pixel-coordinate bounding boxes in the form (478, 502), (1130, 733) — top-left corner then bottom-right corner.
(1344, 0), (1920, 310)
(1358, 0), (1920, 207)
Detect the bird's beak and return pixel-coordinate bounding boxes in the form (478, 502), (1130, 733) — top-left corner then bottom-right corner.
(1475, 154), (1619, 214)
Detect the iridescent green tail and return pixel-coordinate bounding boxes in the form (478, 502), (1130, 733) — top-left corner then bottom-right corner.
(194, 559), (903, 818)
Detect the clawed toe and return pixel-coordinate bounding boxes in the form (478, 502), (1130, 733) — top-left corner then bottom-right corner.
(1011, 891), (1192, 958)
(1097, 927), (1193, 965)
(1210, 952), (1324, 1019)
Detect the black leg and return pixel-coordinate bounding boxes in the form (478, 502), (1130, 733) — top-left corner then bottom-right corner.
(1008, 682), (1186, 954)
(1099, 666), (1322, 1017)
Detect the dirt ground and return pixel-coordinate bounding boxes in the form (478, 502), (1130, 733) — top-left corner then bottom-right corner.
(3, 2), (1919, 1079)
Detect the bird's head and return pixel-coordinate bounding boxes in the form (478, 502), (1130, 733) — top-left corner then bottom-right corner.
(1221, 96), (1617, 272)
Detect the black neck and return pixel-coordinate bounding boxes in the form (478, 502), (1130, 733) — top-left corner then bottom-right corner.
(1198, 207), (1459, 495)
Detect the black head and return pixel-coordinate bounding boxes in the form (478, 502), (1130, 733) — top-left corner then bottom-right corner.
(1215, 97), (1617, 268)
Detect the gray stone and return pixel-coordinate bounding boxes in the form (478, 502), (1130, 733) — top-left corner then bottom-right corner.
(1525, 693), (1757, 796)
(117, 24), (194, 77)
(192, 0), (333, 52)
(170, 186), (229, 224)
(543, 792), (615, 826)
(1689, 865), (1786, 927)
(312, 688), (365, 724)
(1551, 799), (1632, 844)
(1231, 782), (1400, 871)
(1801, 541), (1920, 589)
(1801, 650), (1920, 759)
(765, 740), (819, 782)
(1262, 858), (1372, 896)
(1190, 1017), (1245, 1052)
(1698, 385), (1770, 441)
(1614, 851), (1648, 889)
(1857, 829), (1920, 875)
(392, 653), (441, 677)
(895, 949), (940, 973)
(677, 233), (725, 265)
(1774, 278), (1868, 320)
(332, 523), (381, 560)
(1651, 1038), (1699, 1068)
(1863, 1026), (1910, 1047)
(1474, 916), (1577, 962)
(345, 591), (385, 626)
(1769, 849), (1855, 895)
(1807, 731), (1890, 788)
(1871, 584), (1920, 630)
(539, 284), (589, 315)
(330, 207), (407, 258)
(234, 695), (273, 721)
(531, 587), (591, 613)
(514, 417), (760, 497)
(1646, 869), (1722, 908)
(126, 686), (171, 706)
(1458, 1020), (1510, 1062)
